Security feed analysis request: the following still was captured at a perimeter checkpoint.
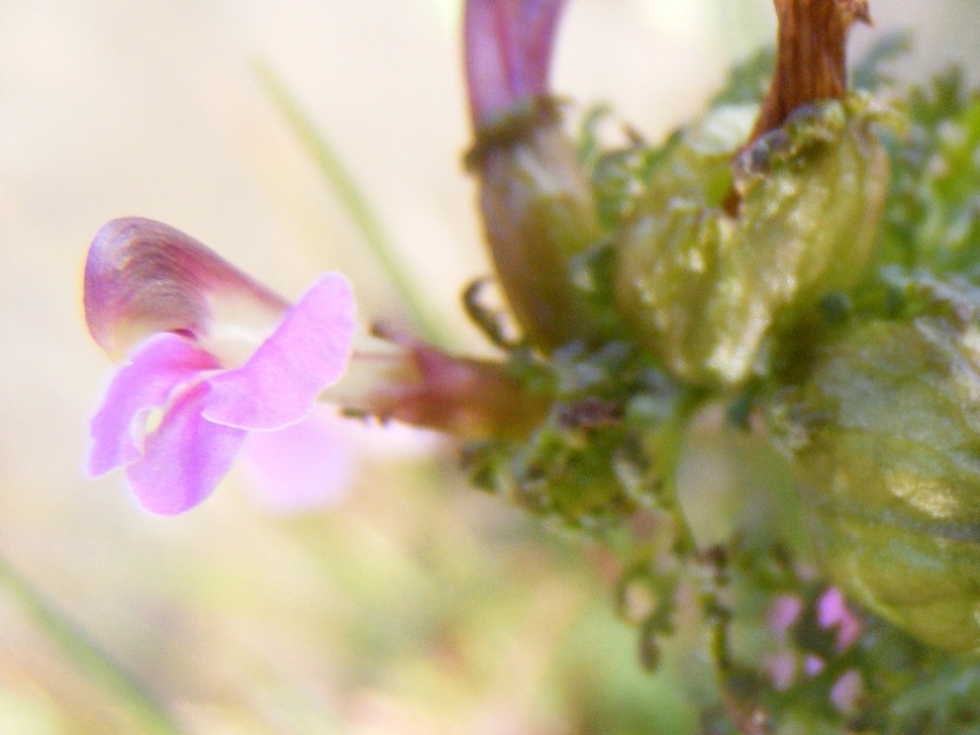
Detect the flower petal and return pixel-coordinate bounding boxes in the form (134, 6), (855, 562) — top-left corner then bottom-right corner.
(766, 594), (804, 638)
(88, 333), (220, 477)
(238, 406), (355, 513)
(202, 273), (356, 431)
(464, 0), (567, 125)
(126, 380), (248, 515)
(829, 670), (863, 714)
(84, 218), (289, 359)
(817, 587), (863, 651)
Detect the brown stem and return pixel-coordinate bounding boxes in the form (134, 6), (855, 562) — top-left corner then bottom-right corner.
(751, 0), (871, 143)
(724, 0), (871, 214)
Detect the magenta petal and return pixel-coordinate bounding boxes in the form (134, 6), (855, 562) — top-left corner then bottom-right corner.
(201, 273), (356, 431)
(89, 334), (221, 477)
(126, 381), (248, 515)
(817, 587), (863, 651)
(238, 406), (354, 513)
(464, 0), (567, 125)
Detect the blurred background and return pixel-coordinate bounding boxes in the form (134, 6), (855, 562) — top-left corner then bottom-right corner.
(0, 0), (977, 732)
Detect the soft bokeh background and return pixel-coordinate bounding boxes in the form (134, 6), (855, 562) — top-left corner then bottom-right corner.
(0, 0), (977, 732)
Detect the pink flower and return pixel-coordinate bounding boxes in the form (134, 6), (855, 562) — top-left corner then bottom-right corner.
(829, 669), (863, 715)
(764, 587), (864, 703)
(85, 218), (356, 514)
(816, 587), (863, 652)
(767, 593), (804, 637)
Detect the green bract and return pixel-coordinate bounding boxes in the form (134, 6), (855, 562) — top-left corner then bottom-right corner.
(880, 70), (980, 274)
(774, 313), (980, 652)
(616, 95), (889, 387)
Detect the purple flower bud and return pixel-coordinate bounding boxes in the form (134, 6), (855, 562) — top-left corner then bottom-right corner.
(464, 0), (603, 350)
(464, 0), (567, 126)
(804, 655), (826, 677)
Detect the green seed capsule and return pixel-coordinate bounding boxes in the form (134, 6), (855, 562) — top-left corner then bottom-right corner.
(616, 96), (889, 387)
(773, 315), (980, 652)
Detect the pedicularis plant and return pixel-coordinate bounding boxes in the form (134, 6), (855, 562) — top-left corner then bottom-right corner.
(84, 0), (980, 731)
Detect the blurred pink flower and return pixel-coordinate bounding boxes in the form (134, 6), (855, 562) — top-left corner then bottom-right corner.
(816, 586), (863, 652)
(767, 651), (797, 692)
(767, 593), (804, 637)
(764, 587), (864, 701)
(803, 655), (825, 677)
(829, 669), (864, 715)
(85, 218), (356, 515)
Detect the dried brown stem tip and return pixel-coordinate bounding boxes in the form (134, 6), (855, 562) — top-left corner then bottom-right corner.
(722, 0), (871, 214)
(750, 0), (872, 145)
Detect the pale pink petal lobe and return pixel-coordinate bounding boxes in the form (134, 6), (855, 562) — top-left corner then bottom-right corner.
(126, 381), (248, 515)
(239, 406), (354, 513)
(89, 334), (220, 477)
(202, 273), (356, 431)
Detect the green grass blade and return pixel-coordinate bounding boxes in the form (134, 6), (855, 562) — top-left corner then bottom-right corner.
(0, 554), (186, 735)
(253, 60), (451, 346)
